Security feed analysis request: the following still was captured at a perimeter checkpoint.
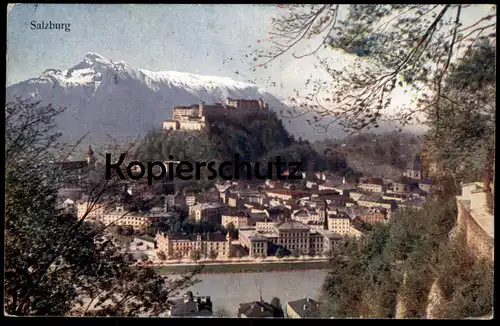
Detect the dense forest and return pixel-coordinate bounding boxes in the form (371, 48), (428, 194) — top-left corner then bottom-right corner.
(313, 132), (423, 179)
(320, 197), (492, 318)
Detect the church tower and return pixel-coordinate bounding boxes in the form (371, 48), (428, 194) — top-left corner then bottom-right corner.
(405, 154), (422, 180)
(87, 145), (96, 169)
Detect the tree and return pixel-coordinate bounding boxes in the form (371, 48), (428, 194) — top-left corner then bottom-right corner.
(275, 248), (285, 260)
(4, 98), (200, 316)
(214, 307), (231, 318)
(171, 251), (183, 263)
(422, 40), (495, 191)
(226, 222), (238, 239)
(208, 249), (218, 262)
(157, 251), (167, 261)
(259, 252), (267, 260)
(190, 249), (202, 262)
(270, 297), (284, 317)
(250, 4), (496, 133)
(291, 249), (301, 259)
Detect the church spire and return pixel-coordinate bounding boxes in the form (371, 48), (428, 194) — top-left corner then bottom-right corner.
(87, 144), (95, 168)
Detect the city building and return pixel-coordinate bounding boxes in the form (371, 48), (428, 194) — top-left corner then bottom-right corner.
(327, 213), (351, 235)
(239, 220), (342, 257)
(357, 195), (395, 212)
(156, 231), (231, 259)
(358, 177), (386, 193)
(239, 231), (268, 257)
(101, 205), (164, 230)
(189, 202), (229, 223)
(227, 194), (244, 208)
(76, 201), (108, 221)
(255, 217), (278, 233)
(163, 98), (269, 131)
(168, 291), (213, 317)
(185, 193), (197, 206)
(222, 211), (249, 229)
(337, 206), (388, 224)
(291, 208), (322, 224)
(403, 154), (423, 180)
(265, 189), (309, 201)
(395, 154), (434, 195)
(237, 300), (284, 318)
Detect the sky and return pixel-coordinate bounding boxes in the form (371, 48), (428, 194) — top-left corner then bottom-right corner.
(7, 4), (495, 121)
(7, 4), (306, 98)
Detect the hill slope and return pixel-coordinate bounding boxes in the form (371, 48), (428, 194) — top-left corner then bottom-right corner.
(133, 111), (356, 182)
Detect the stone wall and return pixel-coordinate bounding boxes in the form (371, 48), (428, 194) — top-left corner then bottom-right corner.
(456, 199), (494, 263)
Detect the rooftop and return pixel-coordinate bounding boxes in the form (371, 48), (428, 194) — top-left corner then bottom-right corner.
(286, 298), (320, 318)
(191, 202), (227, 210)
(276, 220), (310, 231)
(160, 231), (227, 242)
(360, 177), (384, 186)
(238, 300), (283, 318)
(316, 229), (343, 239)
(358, 194), (382, 203)
(266, 189), (309, 197)
(170, 292), (212, 317)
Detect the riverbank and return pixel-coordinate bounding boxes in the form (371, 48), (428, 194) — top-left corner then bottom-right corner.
(155, 260), (329, 275)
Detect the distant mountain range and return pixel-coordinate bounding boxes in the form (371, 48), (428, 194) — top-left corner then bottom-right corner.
(7, 53), (350, 146)
(6, 52), (427, 148)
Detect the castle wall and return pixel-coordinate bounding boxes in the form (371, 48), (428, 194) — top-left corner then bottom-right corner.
(179, 120), (205, 131)
(164, 99), (270, 132)
(456, 200), (494, 262)
(163, 120), (180, 130)
(455, 183), (494, 263)
(173, 107), (199, 120)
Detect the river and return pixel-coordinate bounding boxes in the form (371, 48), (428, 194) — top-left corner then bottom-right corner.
(180, 270), (328, 316)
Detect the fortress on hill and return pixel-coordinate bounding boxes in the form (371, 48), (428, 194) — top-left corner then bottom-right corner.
(163, 97), (269, 131)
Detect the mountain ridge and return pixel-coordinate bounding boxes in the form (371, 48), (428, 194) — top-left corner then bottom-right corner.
(8, 52), (320, 146)
(7, 52), (422, 145)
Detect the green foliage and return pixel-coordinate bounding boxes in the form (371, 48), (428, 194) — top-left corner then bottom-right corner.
(320, 199), (461, 318)
(252, 4), (496, 132)
(157, 251), (167, 261)
(133, 111), (353, 179)
(275, 247), (286, 259)
(208, 249), (218, 261)
(189, 249), (202, 262)
(315, 132), (422, 178)
(423, 41), (495, 184)
(433, 240), (493, 318)
(225, 222), (238, 239)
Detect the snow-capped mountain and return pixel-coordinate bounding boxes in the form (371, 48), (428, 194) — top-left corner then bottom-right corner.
(7, 52), (332, 145)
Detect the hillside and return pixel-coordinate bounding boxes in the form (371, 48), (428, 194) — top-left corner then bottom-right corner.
(313, 132), (422, 179)
(133, 110), (355, 182)
(5, 53), (343, 146)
